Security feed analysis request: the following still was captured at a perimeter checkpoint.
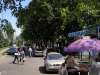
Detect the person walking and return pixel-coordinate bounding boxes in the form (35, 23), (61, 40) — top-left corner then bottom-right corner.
(28, 47), (32, 57)
(19, 47), (25, 63)
(13, 48), (20, 64)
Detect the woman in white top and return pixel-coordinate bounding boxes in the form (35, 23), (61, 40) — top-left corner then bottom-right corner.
(29, 47), (32, 57)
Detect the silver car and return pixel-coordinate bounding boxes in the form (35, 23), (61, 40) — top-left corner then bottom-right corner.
(44, 52), (65, 72)
(34, 49), (43, 56)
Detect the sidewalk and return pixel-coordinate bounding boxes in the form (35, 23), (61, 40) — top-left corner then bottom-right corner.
(0, 48), (11, 65)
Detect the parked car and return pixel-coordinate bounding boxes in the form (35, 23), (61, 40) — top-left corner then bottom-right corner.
(44, 52), (64, 72)
(7, 47), (17, 55)
(43, 47), (60, 57)
(34, 48), (43, 56)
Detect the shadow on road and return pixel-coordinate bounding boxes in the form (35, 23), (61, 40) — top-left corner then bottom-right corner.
(34, 56), (43, 58)
(2, 52), (6, 55)
(39, 66), (46, 74)
(2, 51), (9, 55)
(39, 66), (58, 74)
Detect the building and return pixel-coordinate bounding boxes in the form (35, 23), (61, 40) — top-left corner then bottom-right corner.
(0, 27), (8, 39)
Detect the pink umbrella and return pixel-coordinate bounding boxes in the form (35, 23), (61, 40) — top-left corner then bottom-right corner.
(64, 38), (100, 52)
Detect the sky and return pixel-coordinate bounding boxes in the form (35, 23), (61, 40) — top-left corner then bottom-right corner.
(0, 0), (31, 37)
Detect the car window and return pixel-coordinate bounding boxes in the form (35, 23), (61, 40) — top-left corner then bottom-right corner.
(10, 48), (16, 50)
(47, 54), (64, 60)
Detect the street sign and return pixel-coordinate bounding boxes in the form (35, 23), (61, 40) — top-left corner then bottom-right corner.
(68, 30), (88, 37)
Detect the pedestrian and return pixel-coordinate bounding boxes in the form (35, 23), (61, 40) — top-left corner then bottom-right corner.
(89, 55), (100, 75)
(19, 47), (25, 63)
(65, 56), (79, 75)
(13, 48), (20, 64)
(28, 46), (32, 57)
(32, 47), (35, 57)
(43, 47), (47, 57)
(23, 46), (27, 56)
(25, 46), (29, 56)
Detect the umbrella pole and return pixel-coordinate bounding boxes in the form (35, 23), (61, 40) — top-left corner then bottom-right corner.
(80, 52), (82, 60)
(89, 50), (91, 63)
(89, 52), (90, 59)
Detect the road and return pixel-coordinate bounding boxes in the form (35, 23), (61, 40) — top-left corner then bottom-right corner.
(0, 55), (58, 75)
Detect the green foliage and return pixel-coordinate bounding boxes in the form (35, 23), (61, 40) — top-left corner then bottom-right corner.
(0, 38), (9, 48)
(0, 19), (15, 47)
(1, 19), (15, 42)
(12, 0), (100, 44)
(0, 0), (24, 13)
(16, 36), (23, 47)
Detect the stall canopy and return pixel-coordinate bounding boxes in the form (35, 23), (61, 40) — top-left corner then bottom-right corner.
(64, 37), (100, 52)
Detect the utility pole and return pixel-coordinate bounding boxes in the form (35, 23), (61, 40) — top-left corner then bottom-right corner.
(97, 25), (100, 39)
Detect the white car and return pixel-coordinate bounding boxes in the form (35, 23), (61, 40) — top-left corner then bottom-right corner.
(44, 52), (65, 72)
(34, 48), (43, 56)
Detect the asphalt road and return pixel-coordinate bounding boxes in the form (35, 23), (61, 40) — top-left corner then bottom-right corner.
(0, 55), (58, 75)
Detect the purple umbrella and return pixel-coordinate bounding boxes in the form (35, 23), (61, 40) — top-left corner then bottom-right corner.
(64, 39), (82, 52)
(94, 40), (100, 50)
(64, 38), (100, 52)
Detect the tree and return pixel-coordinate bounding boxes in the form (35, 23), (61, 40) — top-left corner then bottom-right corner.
(0, 0), (23, 13)
(0, 0), (21, 47)
(14, 0), (100, 47)
(1, 19), (15, 45)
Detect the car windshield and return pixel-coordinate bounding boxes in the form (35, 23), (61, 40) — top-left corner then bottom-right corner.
(47, 54), (64, 60)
